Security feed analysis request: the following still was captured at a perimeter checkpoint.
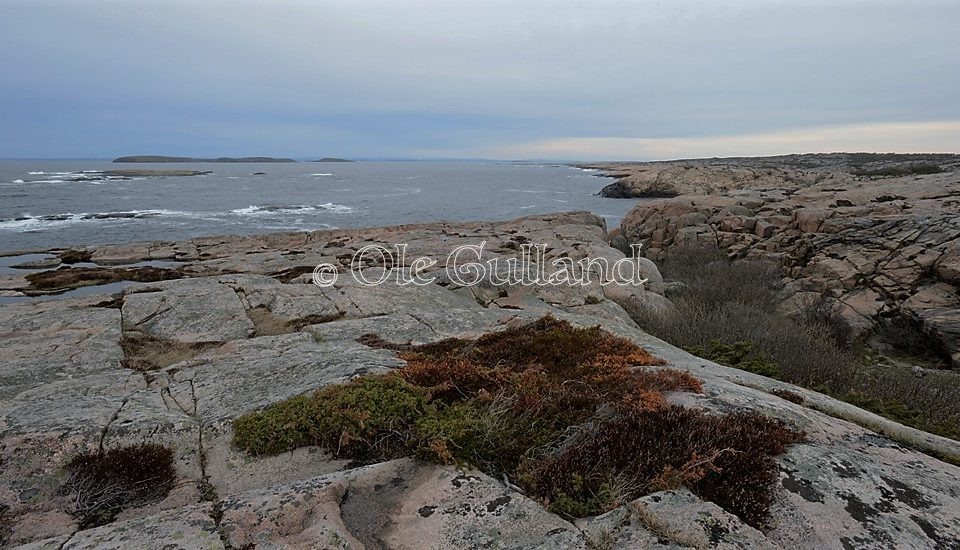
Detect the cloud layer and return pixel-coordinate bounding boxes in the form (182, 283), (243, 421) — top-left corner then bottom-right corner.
(1, 0), (958, 159)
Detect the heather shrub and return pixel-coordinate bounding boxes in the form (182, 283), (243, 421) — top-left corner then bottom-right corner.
(61, 443), (176, 528)
(233, 316), (802, 526)
(521, 406), (803, 526)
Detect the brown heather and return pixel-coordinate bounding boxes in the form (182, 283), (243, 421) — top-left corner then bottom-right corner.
(232, 316), (802, 528)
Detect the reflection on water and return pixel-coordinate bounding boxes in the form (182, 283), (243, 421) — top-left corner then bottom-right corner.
(0, 253), (184, 305)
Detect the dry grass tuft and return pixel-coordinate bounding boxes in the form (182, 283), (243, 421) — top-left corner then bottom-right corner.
(121, 331), (220, 371)
(247, 307), (344, 337)
(630, 501), (708, 550)
(247, 307), (293, 337)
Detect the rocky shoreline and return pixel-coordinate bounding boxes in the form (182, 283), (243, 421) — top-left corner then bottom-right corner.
(2, 212), (959, 548)
(595, 153), (960, 371)
(582, 153), (960, 198)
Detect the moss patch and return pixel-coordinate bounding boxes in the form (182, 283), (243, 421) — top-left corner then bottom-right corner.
(61, 444), (176, 528)
(232, 316), (801, 527)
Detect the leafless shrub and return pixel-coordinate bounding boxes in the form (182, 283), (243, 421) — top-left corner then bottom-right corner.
(632, 244), (960, 440)
(799, 294), (853, 349)
(875, 316), (949, 367)
(61, 444), (176, 528)
(0, 503), (11, 545)
(659, 245), (785, 313)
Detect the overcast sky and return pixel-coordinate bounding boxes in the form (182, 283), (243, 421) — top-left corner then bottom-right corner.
(1, 0), (958, 160)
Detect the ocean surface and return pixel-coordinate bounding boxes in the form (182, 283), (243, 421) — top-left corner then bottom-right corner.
(0, 160), (641, 254)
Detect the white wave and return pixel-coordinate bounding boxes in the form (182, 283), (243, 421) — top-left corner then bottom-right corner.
(231, 203), (355, 216)
(231, 205), (265, 215)
(30, 179), (68, 184)
(12, 179), (24, 183)
(0, 213), (82, 231)
(0, 209), (195, 232)
(382, 187), (421, 198)
(309, 173), (333, 176)
(505, 188), (549, 194)
(318, 202), (354, 212)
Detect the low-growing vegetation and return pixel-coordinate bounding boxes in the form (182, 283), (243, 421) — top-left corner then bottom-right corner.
(25, 265), (184, 293)
(246, 306), (338, 337)
(0, 503), (11, 545)
(527, 406), (801, 526)
(631, 245), (960, 441)
(61, 443), (176, 528)
(233, 317), (803, 527)
(121, 331), (220, 371)
(852, 162), (943, 177)
(770, 388), (804, 405)
(689, 341), (780, 379)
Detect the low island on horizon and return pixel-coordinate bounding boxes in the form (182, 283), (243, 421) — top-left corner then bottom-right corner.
(112, 155), (355, 163)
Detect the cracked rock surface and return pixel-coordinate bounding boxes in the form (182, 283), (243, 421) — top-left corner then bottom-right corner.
(614, 161), (960, 368)
(2, 212), (959, 549)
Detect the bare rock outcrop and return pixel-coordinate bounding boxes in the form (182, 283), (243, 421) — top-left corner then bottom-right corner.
(585, 152), (960, 198)
(3, 213), (960, 548)
(619, 167), (960, 368)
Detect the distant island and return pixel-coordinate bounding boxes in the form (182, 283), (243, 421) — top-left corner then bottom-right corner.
(113, 156), (297, 163)
(311, 157), (353, 162)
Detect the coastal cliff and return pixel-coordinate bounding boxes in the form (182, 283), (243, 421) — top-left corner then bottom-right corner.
(1, 213), (959, 548)
(611, 155), (960, 371)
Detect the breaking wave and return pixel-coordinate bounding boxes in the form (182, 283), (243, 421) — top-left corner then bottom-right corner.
(231, 203), (354, 215)
(0, 210), (190, 231)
